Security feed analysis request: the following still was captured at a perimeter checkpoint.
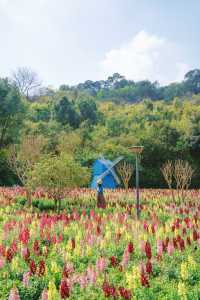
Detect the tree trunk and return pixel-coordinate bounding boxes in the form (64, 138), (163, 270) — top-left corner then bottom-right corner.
(26, 189), (32, 206)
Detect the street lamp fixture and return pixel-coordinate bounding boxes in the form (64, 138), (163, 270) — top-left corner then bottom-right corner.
(129, 145), (144, 219)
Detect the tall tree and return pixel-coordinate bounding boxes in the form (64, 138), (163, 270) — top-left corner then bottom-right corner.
(0, 78), (25, 148)
(54, 96), (80, 128)
(77, 98), (98, 124)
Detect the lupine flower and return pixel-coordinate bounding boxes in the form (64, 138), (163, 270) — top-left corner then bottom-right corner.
(6, 248), (14, 263)
(187, 255), (197, 271)
(41, 289), (48, 300)
(78, 273), (88, 288)
(21, 247), (30, 262)
(102, 281), (117, 298)
(140, 267), (149, 287)
(110, 256), (118, 267)
(126, 266), (140, 290)
(157, 239), (163, 257)
(19, 228), (30, 245)
(0, 257), (5, 269)
(23, 272), (30, 287)
(118, 287), (131, 300)
(62, 262), (74, 278)
(127, 242), (134, 254)
(167, 241), (174, 256)
(60, 279), (70, 298)
(180, 262), (189, 281)
(179, 239), (185, 251)
(38, 260), (45, 276)
(29, 259), (37, 275)
(121, 249), (130, 269)
(144, 241), (152, 259)
(48, 281), (59, 300)
(178, 282), (187, 300)
(33, 240), (41, 256)
(8, 287), (20, 300)
(87, 266), (97, 284)
(146, 260), (152, 274)
(96, 257), (107, 273)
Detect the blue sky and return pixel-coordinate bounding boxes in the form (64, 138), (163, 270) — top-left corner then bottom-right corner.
(0, 0), (199, 87)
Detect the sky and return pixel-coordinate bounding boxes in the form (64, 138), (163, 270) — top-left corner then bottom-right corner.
(0, 0), (199, 87)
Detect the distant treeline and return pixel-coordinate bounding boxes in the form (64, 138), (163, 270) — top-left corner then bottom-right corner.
(60, 69), (200, 103)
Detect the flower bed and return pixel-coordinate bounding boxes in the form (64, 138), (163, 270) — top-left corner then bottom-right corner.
(0, 188), (200, 299)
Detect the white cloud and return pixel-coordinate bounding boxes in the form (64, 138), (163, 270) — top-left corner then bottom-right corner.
(100, 31), (190, 85)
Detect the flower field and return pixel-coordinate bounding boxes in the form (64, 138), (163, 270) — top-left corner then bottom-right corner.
(0, 188), (200, 299)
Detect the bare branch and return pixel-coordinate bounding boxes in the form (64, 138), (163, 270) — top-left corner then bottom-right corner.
(117, 161), (134, 189)
(12, 67), (42, 99)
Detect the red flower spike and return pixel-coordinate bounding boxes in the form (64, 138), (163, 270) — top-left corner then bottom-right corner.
(119, 287), (132, 300)
(145, 241), (152, 259)
(60, 279), (70, 298)
(146, 260), (152, 274)
(29, 259), (37, 275)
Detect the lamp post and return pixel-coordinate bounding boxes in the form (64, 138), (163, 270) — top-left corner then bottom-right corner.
(129, 146), (144, 219)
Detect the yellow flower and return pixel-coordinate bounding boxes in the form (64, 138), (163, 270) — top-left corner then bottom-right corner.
(105, 230), (112, 240)
(126, 265), (140, 290)
(66, 241), (72, 253)
(74, 245), (81, 256)
(51, 261), (60, 274)
(125, 232), (131, 241)
(65, 252), (72, 261)
(48, 281), (59, 300)
(85, 245), (93, 257)
(100, 239), (106, 249)
(187, 255), (197, 270)
(180, 263), (189, 281)
(11, 257), (19, 272)
(178, 282), (187, 300)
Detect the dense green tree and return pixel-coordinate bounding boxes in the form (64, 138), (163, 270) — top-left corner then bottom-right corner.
(77, 98), (98, 124)
(0, 79), (25, 148)
(184, 69), (200, 94)
(54, 96), (80, 128)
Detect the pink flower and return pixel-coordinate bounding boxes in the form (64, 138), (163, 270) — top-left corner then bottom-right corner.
(157, 239), (163, 257)
(41, 289), (48, 300)
(140, 240), (146, 252)
(78, 273), (88, 288)
(121, 248), (130, 269)
(8, 287), (20, 300)
(96, 257), (107, 273)
(0, 257), (5, 269)
(19, 228), (30, 245)
(167, 241), (174, 256)
(23, 272), (30, 287)
(87, 266), (97, 284)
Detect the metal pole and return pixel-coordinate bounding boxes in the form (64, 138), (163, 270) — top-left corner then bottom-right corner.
(135, 154), (140, 219)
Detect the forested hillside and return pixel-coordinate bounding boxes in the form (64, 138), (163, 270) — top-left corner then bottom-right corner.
(1, 68), (200, 187)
